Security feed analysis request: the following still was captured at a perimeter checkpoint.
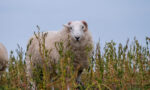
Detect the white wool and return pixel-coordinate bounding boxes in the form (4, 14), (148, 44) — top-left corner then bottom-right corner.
(25, 21), (94, 88)
(0, 43), (8, 73)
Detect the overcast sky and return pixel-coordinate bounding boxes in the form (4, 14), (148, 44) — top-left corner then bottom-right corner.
(0, 0), (150, 53)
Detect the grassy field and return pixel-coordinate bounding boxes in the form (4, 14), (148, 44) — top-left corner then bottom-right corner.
(0, 33), (150, 89)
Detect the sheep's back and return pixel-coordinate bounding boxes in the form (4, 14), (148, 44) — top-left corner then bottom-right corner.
(26, 31), (61, 66)
(0, 43), (8, 71)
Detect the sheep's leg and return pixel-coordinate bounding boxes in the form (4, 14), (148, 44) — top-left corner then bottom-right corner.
(76, 69), (82, 83)
(26, 57), (37, 90)
(26, 68), (36, 90)
(76, 69), (85, 89)
(76, 69), (84, 86)
(51, 86), (54, 90)
(27, 71), (36, 90)
(67, 85), (70, 90)
(50, 79), (55, 90)
(30, 81), (36, 90)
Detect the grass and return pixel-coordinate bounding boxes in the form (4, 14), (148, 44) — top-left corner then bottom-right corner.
(0, 29), (150, 90)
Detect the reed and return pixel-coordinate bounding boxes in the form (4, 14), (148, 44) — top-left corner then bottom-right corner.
(0, 30), (149, 89)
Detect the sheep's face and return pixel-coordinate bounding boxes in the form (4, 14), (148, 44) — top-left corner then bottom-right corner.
(64, 21), (88, 43)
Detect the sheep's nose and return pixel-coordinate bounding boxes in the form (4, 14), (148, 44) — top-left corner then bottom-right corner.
(75, 37), (80, 41)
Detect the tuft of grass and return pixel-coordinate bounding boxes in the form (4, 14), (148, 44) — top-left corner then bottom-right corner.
(0, 29), (150, 89)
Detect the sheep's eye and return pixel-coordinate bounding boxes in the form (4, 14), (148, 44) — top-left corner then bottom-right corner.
(70, 27), (72, 30)
(81, 26), (84, 29)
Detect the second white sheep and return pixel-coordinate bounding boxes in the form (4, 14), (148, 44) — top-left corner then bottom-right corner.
(0, 43), (8, 75)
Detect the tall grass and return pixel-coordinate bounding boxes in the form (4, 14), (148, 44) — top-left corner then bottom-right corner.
(0, 31), (150, 89)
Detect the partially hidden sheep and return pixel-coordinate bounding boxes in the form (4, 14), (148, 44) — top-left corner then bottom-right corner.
(25, 21), (94, 88)
(0, 43), (8, 74)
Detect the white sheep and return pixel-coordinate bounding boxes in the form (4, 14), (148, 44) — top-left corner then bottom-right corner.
(25, 21), (93, 89)
(0, 43), (8, 75)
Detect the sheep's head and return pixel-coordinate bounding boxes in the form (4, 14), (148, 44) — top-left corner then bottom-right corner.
(63, 21), (88, 43)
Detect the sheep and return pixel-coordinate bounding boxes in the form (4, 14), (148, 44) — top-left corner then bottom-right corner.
(25, 21), (93, 89)
(0, 43), (8, 75)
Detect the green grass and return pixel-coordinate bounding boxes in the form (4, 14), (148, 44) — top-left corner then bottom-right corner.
(0, 31), (150, 89)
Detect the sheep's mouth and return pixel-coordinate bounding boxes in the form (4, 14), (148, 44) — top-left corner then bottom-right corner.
(76, 39), (80, 42)
(73, 39), (80, 43)
(75, 39), (81, 42)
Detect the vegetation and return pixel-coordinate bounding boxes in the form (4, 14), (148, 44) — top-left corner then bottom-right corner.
(0, 29), (150, 90)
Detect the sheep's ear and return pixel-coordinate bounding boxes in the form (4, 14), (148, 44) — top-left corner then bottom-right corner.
(63, 24), (70, 28)
(63, 21), (72, 32)
(63, 24), (70, 32)
(68, 22), (72, 25)
(82, 21), (88, 29)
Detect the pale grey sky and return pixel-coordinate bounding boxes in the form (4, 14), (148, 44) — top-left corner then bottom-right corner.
(0, 0), (150, 53)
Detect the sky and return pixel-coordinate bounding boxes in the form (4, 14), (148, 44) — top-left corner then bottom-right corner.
(0, 0), (150, 53)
